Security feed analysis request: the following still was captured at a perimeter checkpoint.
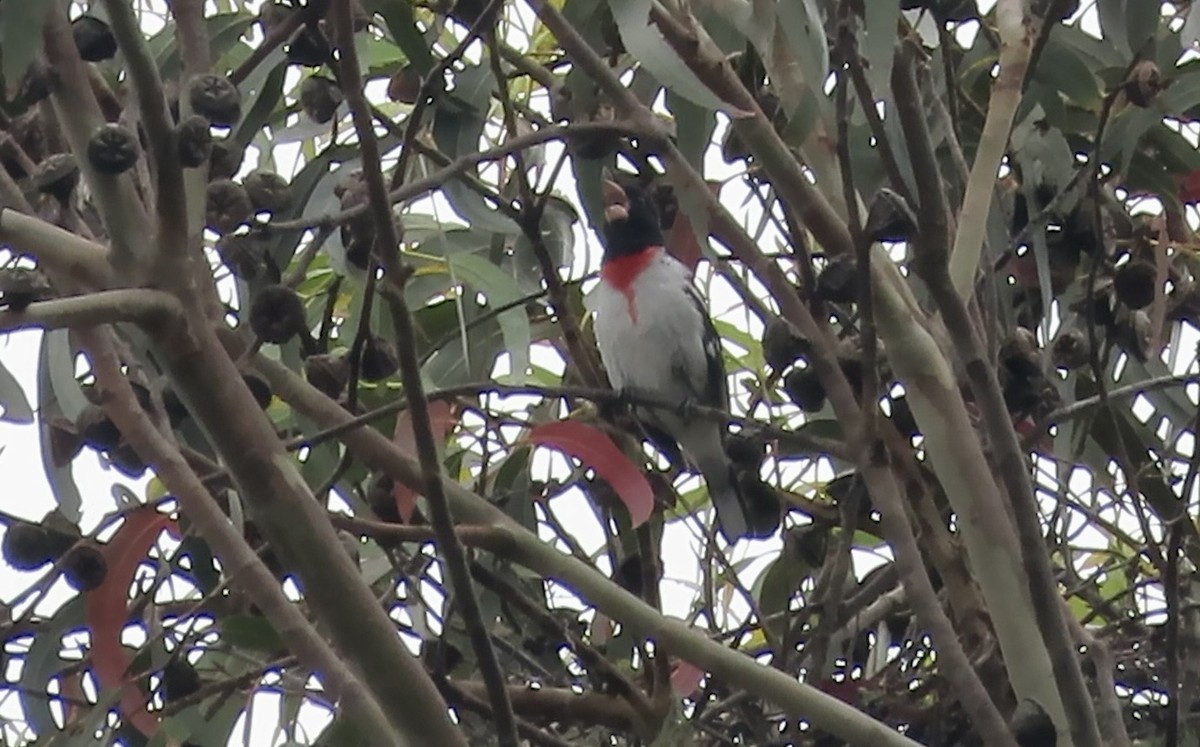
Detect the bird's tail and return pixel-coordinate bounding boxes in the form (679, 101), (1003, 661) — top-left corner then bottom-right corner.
(699, 457), (751, 541)
(666, 418), (780, 541)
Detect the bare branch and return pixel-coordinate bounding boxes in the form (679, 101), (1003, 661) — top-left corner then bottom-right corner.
(0, 208), (112, 288)
(329, 1), (516, 743)
(0, 289), (181, 333)
(75, 327), (404, 746)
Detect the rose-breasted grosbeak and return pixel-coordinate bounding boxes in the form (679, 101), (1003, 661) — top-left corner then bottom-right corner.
(588, 178), (778, 541)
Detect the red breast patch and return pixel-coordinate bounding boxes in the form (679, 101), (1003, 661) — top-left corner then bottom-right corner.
(601, 247), (660, 323)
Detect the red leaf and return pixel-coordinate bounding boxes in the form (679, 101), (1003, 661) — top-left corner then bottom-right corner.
(391, 401), (459, 522)
(816, 677), (863, 704)
(670, 659), (706, 696)
(665, 181), (722, 275)
(527, 421), (654, 527)
(1179, 169), (1200, 204)
(667, 216), (703, 274)
(85, 508), (179, 737)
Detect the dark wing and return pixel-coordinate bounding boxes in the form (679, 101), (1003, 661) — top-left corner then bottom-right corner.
(671, 283), (729, 410)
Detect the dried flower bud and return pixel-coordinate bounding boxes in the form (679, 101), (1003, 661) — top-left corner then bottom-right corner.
(188, 73), (242, 127)
(86, 123), (140, 175)
(176, 115), (213, 168)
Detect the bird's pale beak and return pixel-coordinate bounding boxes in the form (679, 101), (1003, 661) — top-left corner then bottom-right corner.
(602, 179), (629, 222)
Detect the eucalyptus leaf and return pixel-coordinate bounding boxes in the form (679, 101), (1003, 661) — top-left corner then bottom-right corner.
(0, 354), (33, 424)
(606, 0), (739, 114)
(0, 0), (54, 95)
(448, 253), (532, 384)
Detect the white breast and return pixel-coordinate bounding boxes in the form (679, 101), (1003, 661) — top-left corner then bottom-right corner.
(588, 251), (710, 403)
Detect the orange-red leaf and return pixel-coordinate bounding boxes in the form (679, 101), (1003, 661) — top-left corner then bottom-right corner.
(391, 400), (459, 522)
(527, 421), (653, 527)
(1179, 168), (1200, 204)
(670, 658), (706, 696)
(85, 508), (179, 737)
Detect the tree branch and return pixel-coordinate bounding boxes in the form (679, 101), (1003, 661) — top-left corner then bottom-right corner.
(41, 3), (154, 274)
(947, 0), (1033, 297)
(101, 0), (187, 261)
(266, 121), (642, 233)
(75, 327), (404, 746)
(330, 2), (518, 744)
(0, 289), (182, 333)
(0, 208), (112, 288)
(895, 36), (1101, 747)
(249, 345), (926, 747)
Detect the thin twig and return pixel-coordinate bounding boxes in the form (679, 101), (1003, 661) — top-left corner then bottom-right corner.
(267, 121), (641, 233)
(330, 2), (519, 744)
(77, 327), (401, 744)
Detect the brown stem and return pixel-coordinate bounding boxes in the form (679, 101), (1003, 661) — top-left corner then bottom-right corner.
(895, 38), (1103, 747)
(330, 2), (518, 744)
(76, 327), (401, 745)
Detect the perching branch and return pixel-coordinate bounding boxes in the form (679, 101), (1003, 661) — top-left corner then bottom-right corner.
(248, 339), (927, 747)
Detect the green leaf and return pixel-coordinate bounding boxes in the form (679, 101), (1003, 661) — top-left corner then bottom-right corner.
(233, 58), (288, 148)
(38, 332), (82, 522)
(221, 614), (284, 653)
(155, 12), (254, 83)
(607, 0), (734, 113)
(362, 0), (435, 75)
(1125, 0), (1160, 58)
(1161, 67), (1200, 116)
(45, 328), (88, 420)
(667, 90), (716, 171)
(1096, 0), (1130, 56)
(0, 0), (53, 96)
(1033, 39), (1101, 108)
(862, 0), (900, 99)
(754, 550), (809, 641)
(509, 195), (578, 294)
(21, 597), (84, 737)
(448, 253), (532, 383)
(0, 354), (32, 424)
(776, 0), (830, 108)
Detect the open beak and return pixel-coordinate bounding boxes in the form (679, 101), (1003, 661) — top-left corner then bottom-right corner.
(602, 179), (629, 222)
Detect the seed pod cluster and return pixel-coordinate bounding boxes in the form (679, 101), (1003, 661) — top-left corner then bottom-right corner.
(208, 140), (244, 181)
(305, 353), (350, 399)
(0, 267), (52, 311)
(299, 75), (343, 124)
(243, 170), (293, 214)
(814, 258), (861, 304)
(359, 335), (399, 381)
(188, 74), (242, 127)
(87, 123), (140, 175)
(205, 179), (254, 234)
(1113, 261), (1156, 310)
(72, 16), (118, 61)
(161, 658), (202, 703)
(2, 519), (77, 571)
(176, 115), (213, 168)
(63, 543), (107, 591)
(249, 285), (307, 344)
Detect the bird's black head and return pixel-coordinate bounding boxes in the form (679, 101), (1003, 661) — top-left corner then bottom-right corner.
(601, 179), (664, 259)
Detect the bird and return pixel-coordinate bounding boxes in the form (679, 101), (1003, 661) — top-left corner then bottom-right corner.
(587, 177), (779, 541)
